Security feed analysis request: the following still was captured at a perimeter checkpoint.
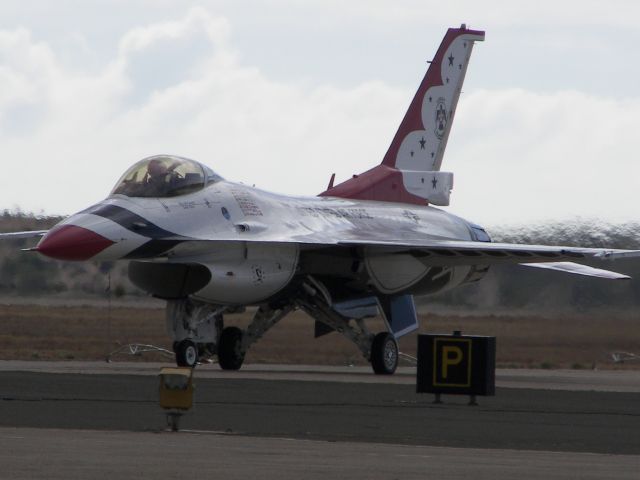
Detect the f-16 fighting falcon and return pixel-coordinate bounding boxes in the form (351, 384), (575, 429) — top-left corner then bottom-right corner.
(1, 25), (634, 374)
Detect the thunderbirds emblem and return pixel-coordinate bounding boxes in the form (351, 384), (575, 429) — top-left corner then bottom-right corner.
(434, 97), (447, 139)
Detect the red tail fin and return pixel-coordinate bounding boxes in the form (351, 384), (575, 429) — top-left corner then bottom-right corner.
(321, 25), (484, 206)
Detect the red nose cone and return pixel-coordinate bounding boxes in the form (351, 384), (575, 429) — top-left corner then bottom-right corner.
(37, 225), (114, 261)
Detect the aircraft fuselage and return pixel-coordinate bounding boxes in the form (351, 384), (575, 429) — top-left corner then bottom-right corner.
(37, 180), (487, 305)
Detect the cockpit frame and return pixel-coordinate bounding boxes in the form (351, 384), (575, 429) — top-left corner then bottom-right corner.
(110, 155), (221, 198)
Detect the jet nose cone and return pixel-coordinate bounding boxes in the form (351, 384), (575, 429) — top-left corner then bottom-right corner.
(37, 225), (114, 261)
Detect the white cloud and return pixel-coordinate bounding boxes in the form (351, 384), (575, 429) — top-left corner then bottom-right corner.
(0, 8), (405, 214)
(0, 5), (638, 227)
(447, 88), (640, 224)
(0, 28), (56, 125)
(118, 6), (230, 54)
(273, 0), (640, 28)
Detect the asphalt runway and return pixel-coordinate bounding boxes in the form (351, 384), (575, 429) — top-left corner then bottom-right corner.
(0, 362), (639, 479)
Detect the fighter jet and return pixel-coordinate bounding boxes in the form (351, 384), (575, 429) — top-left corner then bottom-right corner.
(1, 25), (634, 374)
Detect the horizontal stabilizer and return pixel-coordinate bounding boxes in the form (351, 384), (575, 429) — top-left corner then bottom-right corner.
(402, 171), (453, 206)
(519, 262), (630, 280)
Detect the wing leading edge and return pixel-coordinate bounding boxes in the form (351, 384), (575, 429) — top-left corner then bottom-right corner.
(0, 230), (48, 239)
(336, 239), (635, 280)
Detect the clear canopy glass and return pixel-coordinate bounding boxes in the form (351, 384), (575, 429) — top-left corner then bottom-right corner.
(110, 155), (221, 198)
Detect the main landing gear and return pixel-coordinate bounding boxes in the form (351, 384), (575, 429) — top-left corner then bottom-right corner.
(167, 297), (400, 375)
(370, 332), (398, 375)
(218, 326), (244, 370)
(167, 299), (294, 371)
(297, 293), (400, 375)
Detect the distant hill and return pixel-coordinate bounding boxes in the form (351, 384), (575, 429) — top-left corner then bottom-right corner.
(490, 219), (640, 250)
(432, 220), (640, 312)
(0, 211), (134, 298)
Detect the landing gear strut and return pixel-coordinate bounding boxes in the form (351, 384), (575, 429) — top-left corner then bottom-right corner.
(297, 280), (401, 375)
(167, 299), (294, 371)
(166, 294), (402, 375)
(217, 305), (294, 370)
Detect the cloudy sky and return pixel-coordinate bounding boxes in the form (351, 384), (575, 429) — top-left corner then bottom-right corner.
(1, 1), (639, 225)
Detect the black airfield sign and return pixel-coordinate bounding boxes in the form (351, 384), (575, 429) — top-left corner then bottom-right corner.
(417, 333), (496, 396)
(433, 337), (472, 387)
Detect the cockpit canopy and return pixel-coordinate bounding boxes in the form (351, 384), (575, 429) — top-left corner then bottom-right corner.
(110, 155), (222, 198)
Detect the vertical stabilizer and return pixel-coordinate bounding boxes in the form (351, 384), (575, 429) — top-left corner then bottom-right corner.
(321, 25), (484, 206)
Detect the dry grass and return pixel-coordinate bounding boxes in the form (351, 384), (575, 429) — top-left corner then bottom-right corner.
(0, 304), (167, 361)
(0, 303), (639, 369)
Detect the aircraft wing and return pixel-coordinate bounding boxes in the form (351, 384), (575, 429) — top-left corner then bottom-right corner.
(325, 238), (635, 279)
(333, 238), (630, 262)
(0, 216), (634, 280)
(0, 230), (48, 239)
(164, 227), (634, 279)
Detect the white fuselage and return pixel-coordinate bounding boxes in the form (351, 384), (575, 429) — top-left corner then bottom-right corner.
(50, 181), (481, 304)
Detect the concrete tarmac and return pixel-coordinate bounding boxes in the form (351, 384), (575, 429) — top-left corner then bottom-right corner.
(0, 362), (639, 478)
(1, 427), (638, 480)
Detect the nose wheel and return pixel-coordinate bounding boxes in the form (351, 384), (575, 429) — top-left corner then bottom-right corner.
(175, 339), (199, 367)
(371, 332), (398, 375)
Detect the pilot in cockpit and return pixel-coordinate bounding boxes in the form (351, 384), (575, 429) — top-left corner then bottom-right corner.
(145, 158), (179, 196)
(111, 155), (213, 198)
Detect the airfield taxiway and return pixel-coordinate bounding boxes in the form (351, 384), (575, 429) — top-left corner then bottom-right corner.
(0, 362), (639, 478)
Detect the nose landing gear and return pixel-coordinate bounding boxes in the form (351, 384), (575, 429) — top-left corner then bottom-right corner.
(167, 299), (225, 367)
(174, 339), (199, 367)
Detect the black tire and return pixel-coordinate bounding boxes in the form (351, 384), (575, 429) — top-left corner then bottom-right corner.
(175, 339), (198, 367)
(218, 326), (245, 370)
(370, 332), (398, 375)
